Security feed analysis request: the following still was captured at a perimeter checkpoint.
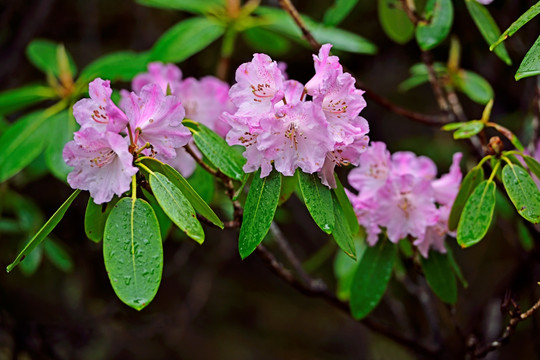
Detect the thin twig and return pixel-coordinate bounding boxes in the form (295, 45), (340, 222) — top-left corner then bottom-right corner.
(278, 0), (319, 49)
(473, 296), (540, 358)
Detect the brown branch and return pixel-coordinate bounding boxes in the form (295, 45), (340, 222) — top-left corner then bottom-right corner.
(278, 0), (319, 49)
(472, 295), (540, 358)
(255, 245), (439, 357)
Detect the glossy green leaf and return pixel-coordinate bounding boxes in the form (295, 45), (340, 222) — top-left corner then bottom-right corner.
(26, 39), (77, 77)
(150, 172), (205, 243)
(44, 239), (73, 272)
(398, 74), (430, 92)
(378, 0), (414, 44)
(0, 110), (50, 182)
(491, 2), (540, 51)
(515, 35), (540, 80)
(324, 0), (359, 26)
(136, 0), (223, 14)
(84, 197), (118, 243)
(103, 197), (163, 311)
(445, 246), (468, 288)
(453, 120), (484, 139)
(465, 0), (512, 65)
(150, 17), (224, 63)
(79, 51), (150, 83)
(6, 189), (81, 272)
(187, 165), (215, 204)
(420, 251), (457, 304)
(502, 163), (540, 224)
(454, 70), (494, 105)
(334, 240), (366, 301)
(449, 166), (484, 231)
(331, 194), (356, 259)
(334, 175), (360, 235)
(239, 170), (281, 259)
(442, 122), (465, 131)
(415, 0), (454, 50)
(517, 221), (534, 251)
(0, 85), (56, 116)
(138, 157), (223, 229)
(523, 155), (540, 180)
(279, 174), (297, 205)
(255, 7), (377, 54)
(142, 188), (173, 240)
(457, 180), (496, 247)
(243, 27), (291, 56)
(45, 110), (75, 181)
(190, 123), (246, 181)
(350, 238), (397, 320)
(297, 172), (334, 234)
(19, 244), (43, 276)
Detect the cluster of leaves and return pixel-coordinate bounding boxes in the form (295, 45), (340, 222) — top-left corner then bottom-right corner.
(1, 0), (539, 330)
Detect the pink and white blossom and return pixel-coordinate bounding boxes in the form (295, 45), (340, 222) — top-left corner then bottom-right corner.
(132, 62), (182, 94)
(63, 128), (138, 204)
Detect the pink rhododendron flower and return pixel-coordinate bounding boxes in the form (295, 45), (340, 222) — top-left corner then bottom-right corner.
(132, 62), (182, 94)
(63, 128), (138, 204)
(73, 78), (128, 133)
(224, 44), (369, 184)
(229, 53), (285, 121)
(122, 83), (190, 160)
(347, 142), (463, 257)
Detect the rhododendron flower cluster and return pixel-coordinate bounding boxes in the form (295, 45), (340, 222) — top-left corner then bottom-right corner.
(129, 62), (235, 177)
(346, 142), (463, 257)
(222, 44), (370, 187)
(63, 78), (190, 204)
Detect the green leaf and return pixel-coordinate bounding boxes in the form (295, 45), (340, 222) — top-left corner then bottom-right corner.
(142, 188), (173, 240)
(502, 162), (540, 224)
(19, 244), (43, 276)
(415, 0), (454, 50)
(255, 6), (377, 54)
(242, 27), (291, 56)
(398, 74), (430, 92)
(138, 157), (223, 229)
(239, 170), (281, 259)
(324, 0), (359, 26)
(453, 70), (494, 105)
(187, 165), (215, 204)
(331, 194), (356, 259)
(334, 175), (360, 235)
(6, 189), (81, 272)
(79, 51), (150, 83)
(515, 35), (540, 80)
(84, 197), (118, 243)
(44, 239), (73, 272)
(297, 172), (334, 234)
(45, 110), (76, 181)
(465, 0), (512, 65)
(445, 246), (468, 288)
(441, 122), (465, 131)
(453, 120), (484, 139)
(103, 197), (163, 311)
(420, 251), (457, 304)
(279, 173), (297, 205)
(190, 123), (246, 181)
(0, 110), (50, 182)
(491, 2), (540, 51)
(378, 0), (414, 44)
(523, 155), (540, 180)
(449, 166), (484, 231)
(150, 172), (205, 243)
(334, 240), (366, 301)
(26, 39), (77, 77)
(136, 0), (223, 14)
(150, 17), (224, 63)
(457, 180), (496, 247)
(350, 238), (397, 320)
(517, 221), (534, 251)
(0, 85), (56, 116)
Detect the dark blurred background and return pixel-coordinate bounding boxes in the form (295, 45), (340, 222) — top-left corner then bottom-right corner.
(0, 0), (539, 359)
